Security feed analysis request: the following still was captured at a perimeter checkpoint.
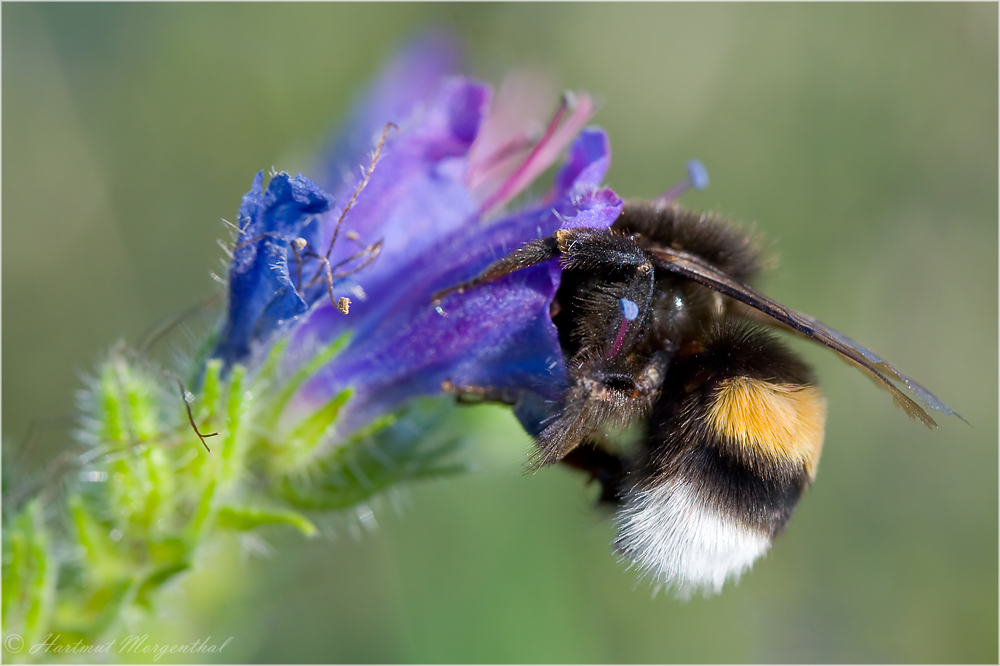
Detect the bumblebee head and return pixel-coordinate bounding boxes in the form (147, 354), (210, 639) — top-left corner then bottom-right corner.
(613, 320), (827, 597)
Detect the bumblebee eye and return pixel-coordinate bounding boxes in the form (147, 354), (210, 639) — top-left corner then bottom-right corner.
(613, 321), (827, 597)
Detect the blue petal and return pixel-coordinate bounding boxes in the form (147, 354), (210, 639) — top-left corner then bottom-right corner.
(214, 171), (335, 367)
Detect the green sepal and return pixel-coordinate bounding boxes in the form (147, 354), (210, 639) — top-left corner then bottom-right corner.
(198, 358), (224, 425)
(219, 363), (249, 478)
(216, 505), (317, 537)
(270, 387), (353, 474)
(279, 400), (467, 511)
(148, 536), (192, 568)
(286, 387), (352, 445)
(134, 562), (191, 609)
(258, 332), (352, 434)
(99, 353), (162, 447)
(68, 495), (128, 585)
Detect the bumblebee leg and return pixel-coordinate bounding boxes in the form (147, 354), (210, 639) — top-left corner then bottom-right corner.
(530, 347), (670, 468)
(441, 380), (519, 406)
(431, 236), (560, 304)
(530, 386), (607, 468)
(552, 227), (653, 273)
(560, 441), (626, 505)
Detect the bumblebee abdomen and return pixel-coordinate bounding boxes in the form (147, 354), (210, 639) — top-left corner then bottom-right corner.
(613, 321), (827, 596)
(614, 476), (772, 598)
(708, 376), (826, 481)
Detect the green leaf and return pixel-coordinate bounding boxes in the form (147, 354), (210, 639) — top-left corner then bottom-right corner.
(51, 578), (133, 640)
(2, 501), (56, 647)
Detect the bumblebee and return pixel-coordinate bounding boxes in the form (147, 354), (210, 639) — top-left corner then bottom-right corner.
(433, 200), (957, 597)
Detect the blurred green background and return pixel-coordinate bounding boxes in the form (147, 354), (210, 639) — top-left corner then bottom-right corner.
(3, 3), (996, 663)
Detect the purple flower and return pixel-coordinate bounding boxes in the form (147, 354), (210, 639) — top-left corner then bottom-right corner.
(212, 34), (623, 442)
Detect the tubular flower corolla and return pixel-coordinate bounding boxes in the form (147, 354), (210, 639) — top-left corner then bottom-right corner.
(212, 35), (623, 443)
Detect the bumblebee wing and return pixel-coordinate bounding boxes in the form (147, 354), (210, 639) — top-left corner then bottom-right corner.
(648, 246), (960, 428)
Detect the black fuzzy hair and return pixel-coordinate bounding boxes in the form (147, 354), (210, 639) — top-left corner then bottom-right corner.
(614, 200), (766, 282)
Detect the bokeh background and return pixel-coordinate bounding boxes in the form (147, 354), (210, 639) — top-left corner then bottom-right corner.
(4, 3), (996, 663)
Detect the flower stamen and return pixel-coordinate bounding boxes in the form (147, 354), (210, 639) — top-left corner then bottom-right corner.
(290, 237), (309, 291)
(299, 239), (384, 313)
(178, 379), (217, 453)
(472, 131), (539, 181)
(322, 121), (397, 262)
(478, 90), (594, 215)
(657, 160), (710, 203)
